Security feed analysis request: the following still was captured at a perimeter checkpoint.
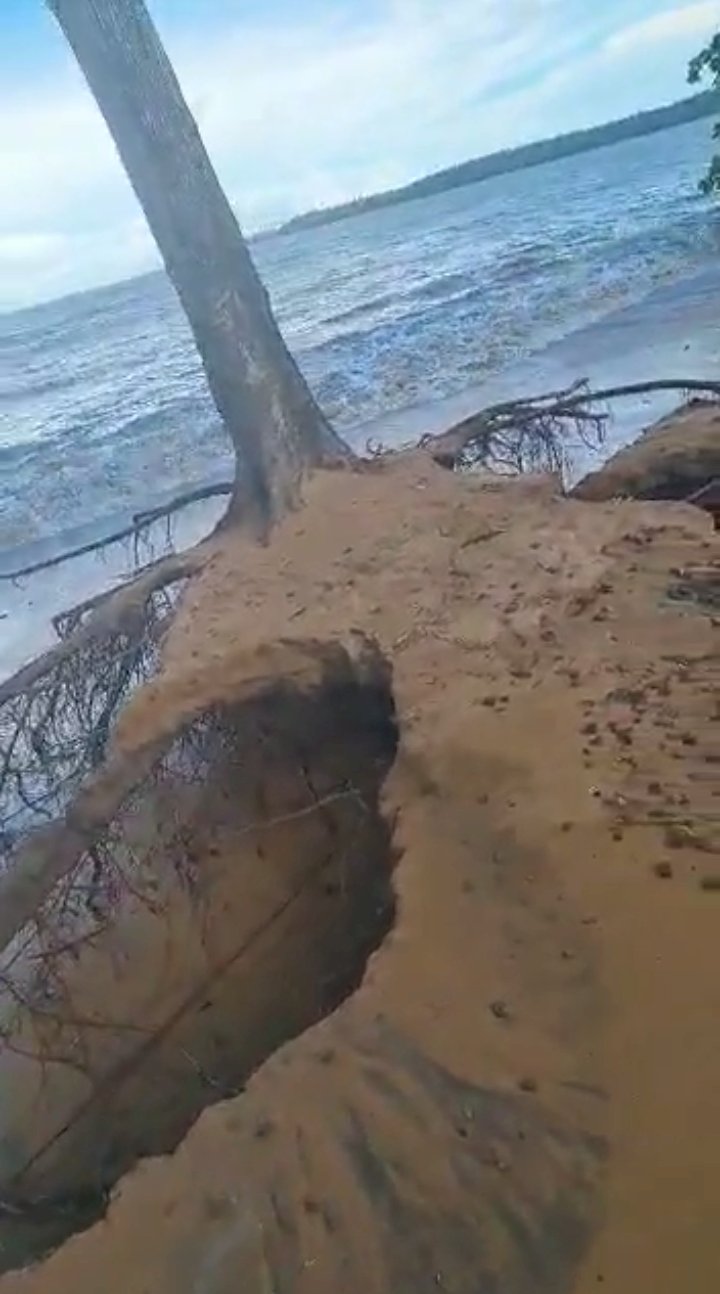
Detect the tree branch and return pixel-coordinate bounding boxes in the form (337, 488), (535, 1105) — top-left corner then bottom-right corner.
(0, 549), (205, 707)
(422, 378), (720, 472)
(0, 483), (233, 583)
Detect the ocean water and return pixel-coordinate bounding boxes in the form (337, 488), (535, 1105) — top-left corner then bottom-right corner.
(1, 115), (720, 680)
(2, 116), (719, 561)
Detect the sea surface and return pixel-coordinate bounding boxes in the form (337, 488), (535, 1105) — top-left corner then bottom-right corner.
(1, 115), (720, 675)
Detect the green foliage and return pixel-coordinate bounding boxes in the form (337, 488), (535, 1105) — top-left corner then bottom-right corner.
(688, 32), (720, 194)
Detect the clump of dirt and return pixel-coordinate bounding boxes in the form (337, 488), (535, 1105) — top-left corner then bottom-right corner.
(0, 432), (717, 1294)
(573, 399), (720, 502)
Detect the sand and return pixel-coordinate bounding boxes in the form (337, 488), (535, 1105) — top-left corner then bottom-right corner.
(574, 397), (720, 502)
(0, 429), (717, 1292)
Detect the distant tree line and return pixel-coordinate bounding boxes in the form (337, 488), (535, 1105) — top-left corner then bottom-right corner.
(280, 90), (720, 235)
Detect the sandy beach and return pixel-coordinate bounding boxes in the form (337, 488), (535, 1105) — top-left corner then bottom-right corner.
(0, 413), (716, 1289)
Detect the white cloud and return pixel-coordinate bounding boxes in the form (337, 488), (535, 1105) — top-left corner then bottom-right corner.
(0, 220), (157, 308)
(178, 0), (578, 207)
(0, 232), (67, 268)
(0, 77), (122, 230)
(604, 1), (718, 55)
(498, 3), (714, 143)
(0, 0), (576, 306)
(0, 0), (713, 308)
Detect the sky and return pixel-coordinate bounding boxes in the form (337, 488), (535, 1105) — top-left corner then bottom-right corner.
(0, 0), (717, 309)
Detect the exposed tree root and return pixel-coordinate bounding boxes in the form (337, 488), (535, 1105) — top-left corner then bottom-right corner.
(0, 549), (206, 708)
(131, 482), (234, 531)
(4, 379), (718, 586)
(0, 485), (233, 584)
(421, 378), (720, 473)
(0, 373), (717, 1111)
(2, 374), (718, 872)
(0, 634), (379, 1104)
(0, 546), (210, 903)
(2, 374), (718, 861)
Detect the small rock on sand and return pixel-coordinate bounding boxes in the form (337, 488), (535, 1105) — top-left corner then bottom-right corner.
(490, 1000), (511, 1021)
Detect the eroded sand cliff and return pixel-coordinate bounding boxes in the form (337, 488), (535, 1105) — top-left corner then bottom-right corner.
(0, 439), (717, 1293)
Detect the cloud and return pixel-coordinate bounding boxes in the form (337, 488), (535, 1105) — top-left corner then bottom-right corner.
(1, 0), (581, 306)
(497, 1), (715, 141)
(604, 1), (718, 56)
(0, 0), (713, 308)
(0, 77), (122, 230)
(0, 232), (67, 268)
(0, 220), (155, 308)
(178, 0), (582, 210)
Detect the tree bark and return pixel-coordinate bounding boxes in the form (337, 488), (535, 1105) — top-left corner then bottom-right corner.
(46, 0), (351, 532)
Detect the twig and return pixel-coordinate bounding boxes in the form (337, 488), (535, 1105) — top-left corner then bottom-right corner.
(234, 787), (367, 839)
(0, 483), (232, 583)
(0, 549), (203, 705)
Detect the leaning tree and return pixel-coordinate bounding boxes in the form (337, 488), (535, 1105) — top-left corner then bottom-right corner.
(0, 0), (358, 968)
(46, 0), (352, 535)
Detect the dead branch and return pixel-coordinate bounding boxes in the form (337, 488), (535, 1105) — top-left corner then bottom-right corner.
(0, 734), (178, 1081)
(0, 482), (233, 584)
(0, 634), (344, 998)
(0, 543), (210, 957)
(0, 548), (205, 707)
(132, 482), (233, 531)
(422, 378), (720, 474)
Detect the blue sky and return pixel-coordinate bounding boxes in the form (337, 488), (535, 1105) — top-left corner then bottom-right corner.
(0, 0), (717, 308)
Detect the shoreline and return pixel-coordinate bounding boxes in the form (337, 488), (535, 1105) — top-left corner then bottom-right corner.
(2, 260), (719, 682)
(350, 261), (720, 462)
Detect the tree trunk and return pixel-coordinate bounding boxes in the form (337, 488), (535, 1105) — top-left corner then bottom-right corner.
(46, 0), (351, 533)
